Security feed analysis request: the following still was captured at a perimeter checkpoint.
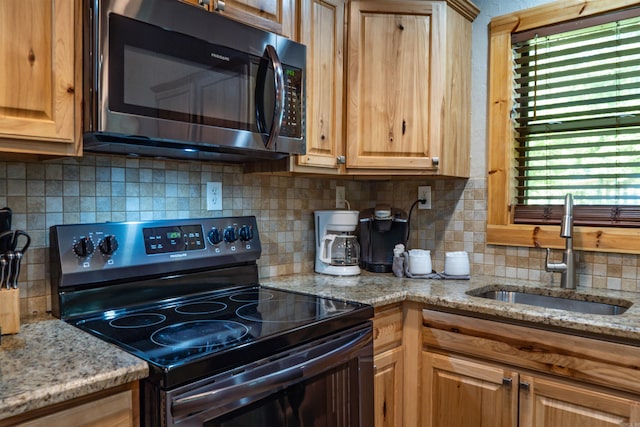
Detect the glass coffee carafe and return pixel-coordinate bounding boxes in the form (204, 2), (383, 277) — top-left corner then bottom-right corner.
(320, 234), (360, 266)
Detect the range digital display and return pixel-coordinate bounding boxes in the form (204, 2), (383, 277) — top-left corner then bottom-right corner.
(143, 225), (205, 254)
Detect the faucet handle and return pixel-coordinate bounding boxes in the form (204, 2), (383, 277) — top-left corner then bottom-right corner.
(545, 247), (566, 273)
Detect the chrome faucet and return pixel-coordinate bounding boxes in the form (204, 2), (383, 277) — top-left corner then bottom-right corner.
(545, 193), (578, 289)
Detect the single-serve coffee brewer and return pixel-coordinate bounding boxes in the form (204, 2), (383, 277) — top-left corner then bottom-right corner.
(359, 205), (408, 273)
(314, 210), (361, 276)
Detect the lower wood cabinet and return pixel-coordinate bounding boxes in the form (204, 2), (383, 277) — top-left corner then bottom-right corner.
(422, 352), (517, 427)
(373, 304), (404, 427)
(422, 309), (640, 427)
(375, 346), (404, 427)
(520, 374), (640, 427)
(423, 351), (640, 427)
(4, 383), (139, 427)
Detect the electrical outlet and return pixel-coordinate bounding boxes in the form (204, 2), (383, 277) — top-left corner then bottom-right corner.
(418, 186), (431, 209)
(206, 181), (222, 211)
(336, 186), (345, 209)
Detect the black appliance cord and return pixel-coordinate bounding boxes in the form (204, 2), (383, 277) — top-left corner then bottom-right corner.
(404, 199), (424, 248)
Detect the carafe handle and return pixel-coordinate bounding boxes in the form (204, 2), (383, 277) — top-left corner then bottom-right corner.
(320, 235), (336, 264)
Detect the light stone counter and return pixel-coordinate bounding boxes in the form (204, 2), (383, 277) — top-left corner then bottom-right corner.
(261, 273), (640, 343)
(4, 273), (640, 421)
(0, 318), (148, 421)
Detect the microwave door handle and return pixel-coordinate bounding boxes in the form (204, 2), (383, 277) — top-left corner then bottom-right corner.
(255, 44), (285, 150)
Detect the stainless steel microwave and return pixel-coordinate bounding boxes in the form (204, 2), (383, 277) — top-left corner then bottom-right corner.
(83, 0), (306, 162)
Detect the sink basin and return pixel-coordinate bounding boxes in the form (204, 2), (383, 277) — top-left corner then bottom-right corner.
(468, 287), (632, 316)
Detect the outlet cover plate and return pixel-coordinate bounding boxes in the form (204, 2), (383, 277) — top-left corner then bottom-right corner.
(206, 182), (222, 211)
(418, 186), (432, 209)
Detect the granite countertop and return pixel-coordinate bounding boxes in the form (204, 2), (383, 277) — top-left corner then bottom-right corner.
(0, 318), (148, 421)
(4, 272), (640, 421)
(260, 273), (640, 343)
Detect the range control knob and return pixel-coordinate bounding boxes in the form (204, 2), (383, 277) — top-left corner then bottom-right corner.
(98, 235), (119, 255)
(239, 225), (254, 242)
(207, 227), (222, 245)
(73, 237), (95, 257)
(223, 226), (238, 243)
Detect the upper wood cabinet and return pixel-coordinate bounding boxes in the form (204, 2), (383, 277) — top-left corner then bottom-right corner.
(0, 0), (82, 157)
(293, 0), (346, 173)
(346, 0), (478, 177)
(244, 0), (346, 175)
(180, 0), (296, 38)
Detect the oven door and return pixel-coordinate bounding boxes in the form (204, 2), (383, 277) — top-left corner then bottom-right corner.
(164, 324), (373, 427)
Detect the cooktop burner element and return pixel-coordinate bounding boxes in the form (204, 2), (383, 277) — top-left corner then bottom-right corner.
(229, 290), (274, 302)
(175, 301), (227, 315)
(151, 320), (249, 349)
(109, 313), (167, 328)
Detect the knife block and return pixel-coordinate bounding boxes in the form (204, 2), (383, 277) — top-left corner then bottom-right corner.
(0, 288), (20, 334)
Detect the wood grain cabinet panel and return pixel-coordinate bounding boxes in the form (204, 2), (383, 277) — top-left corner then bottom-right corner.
(0, 0), (82, 157)
(422, 309), (640, 427)
(520, 375), (640, 427)
(3, 383), (139, 427)
(346, 0), (478, 177)
(294, 0), (345, 172)
(375, 346), (404, 427)
(422, 352), (518, 427)
(180, 0), (295, 38)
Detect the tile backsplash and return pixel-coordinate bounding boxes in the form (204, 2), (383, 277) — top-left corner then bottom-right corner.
(1, 154), (639, 319)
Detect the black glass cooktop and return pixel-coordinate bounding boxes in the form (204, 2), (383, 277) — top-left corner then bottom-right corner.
(73, 286), (370, 372)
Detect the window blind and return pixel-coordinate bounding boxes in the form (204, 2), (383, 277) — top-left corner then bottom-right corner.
(511, 8), (640, 227)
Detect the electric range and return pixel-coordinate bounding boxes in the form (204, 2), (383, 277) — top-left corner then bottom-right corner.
(50, 216), (374, 426)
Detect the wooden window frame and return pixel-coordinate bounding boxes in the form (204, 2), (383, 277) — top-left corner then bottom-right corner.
(487, 0), (640, 254)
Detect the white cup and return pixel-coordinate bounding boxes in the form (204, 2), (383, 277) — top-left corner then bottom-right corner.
(444, 251), (470, 276)
(408, 249), (432, 275)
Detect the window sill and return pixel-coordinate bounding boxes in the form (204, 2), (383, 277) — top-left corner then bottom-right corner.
(487, 224), (640, 254)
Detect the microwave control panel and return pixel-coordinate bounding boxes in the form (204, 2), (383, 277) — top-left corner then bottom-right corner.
(281, 66), (303, 138)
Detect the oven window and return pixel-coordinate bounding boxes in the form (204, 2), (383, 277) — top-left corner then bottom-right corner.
(108, 13), (274, 133)
(206, 362), (358, 427)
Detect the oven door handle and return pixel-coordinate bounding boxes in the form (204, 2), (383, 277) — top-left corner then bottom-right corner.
(171, 326), (371, 421)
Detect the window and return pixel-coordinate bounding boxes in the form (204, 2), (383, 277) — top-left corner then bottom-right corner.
(487, 0), (640, 253)
(512, 9), (640, 227)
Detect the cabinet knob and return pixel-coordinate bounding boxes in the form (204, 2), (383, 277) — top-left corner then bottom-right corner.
(336, 156), (346, 165)
(432, 157), (440, 167)
(215, 0), (225, 11)
(519, 381), (530, 391)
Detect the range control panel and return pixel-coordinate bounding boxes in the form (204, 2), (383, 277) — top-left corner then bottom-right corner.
(50, 216), (261, 288)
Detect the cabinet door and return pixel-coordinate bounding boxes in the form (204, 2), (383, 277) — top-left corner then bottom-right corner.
(15, 389), (134, 427)
(295, 0), (345, 172)
(180, 0), (295, 38)
(347, 1), (443, 171)
(375, 346), (404, 427)
(0, 0), (81, 156)
(422, 352), (518, 427)
(520, 374), (640, 427)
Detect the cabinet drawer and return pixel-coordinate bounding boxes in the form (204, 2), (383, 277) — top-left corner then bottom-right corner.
(373, 304), (403, 353)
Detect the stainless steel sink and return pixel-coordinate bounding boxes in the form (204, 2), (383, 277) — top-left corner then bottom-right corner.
(468, 288), (631, 316)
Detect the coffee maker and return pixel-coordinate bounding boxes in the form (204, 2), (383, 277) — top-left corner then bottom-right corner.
(359, 205), (408, 273)
(314, 210), (361, 276)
